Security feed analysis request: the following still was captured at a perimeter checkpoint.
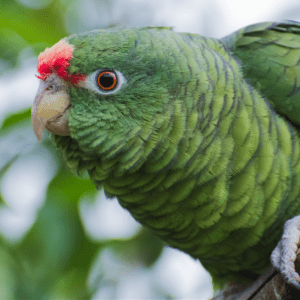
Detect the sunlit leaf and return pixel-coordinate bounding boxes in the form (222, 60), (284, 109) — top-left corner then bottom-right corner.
(0, 154), (19, 206)
(0, 154), (19, 178)
(1, 108), (31, 130)
(0, 194), (6, 205)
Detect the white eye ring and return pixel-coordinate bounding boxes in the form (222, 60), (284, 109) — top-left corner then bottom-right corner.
(82, 69), (126, 95)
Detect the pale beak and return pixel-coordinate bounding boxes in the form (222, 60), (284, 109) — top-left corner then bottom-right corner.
(32, 77), (71, 142)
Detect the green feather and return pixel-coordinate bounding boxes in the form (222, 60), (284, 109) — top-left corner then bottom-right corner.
(46, 24), (300, 291)
(223, 21), (300, 126)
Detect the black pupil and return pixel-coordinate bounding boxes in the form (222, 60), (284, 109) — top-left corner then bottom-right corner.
(100, 73), (115, 88)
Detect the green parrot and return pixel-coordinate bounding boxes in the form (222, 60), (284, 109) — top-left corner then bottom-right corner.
(31, 21), (300, 296)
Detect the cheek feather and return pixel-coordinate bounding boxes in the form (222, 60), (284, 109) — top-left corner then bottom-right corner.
(36, 39), (86, 85)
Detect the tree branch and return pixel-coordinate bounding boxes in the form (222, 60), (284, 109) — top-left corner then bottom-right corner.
(211, 249), (300, 299)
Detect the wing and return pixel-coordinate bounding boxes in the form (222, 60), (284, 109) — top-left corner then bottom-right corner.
(222, 21), (300, 126)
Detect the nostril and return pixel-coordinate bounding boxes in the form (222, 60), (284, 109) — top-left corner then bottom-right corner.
(45, 85), (54, 91)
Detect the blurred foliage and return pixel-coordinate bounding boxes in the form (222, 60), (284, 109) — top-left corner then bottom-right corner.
(0, 0), (67, 69)
(0, 155), (19, 205)
(1, 108), (31, 130)
(0, 0), (165, 299)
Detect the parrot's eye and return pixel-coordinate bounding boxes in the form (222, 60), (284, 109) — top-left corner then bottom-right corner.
(97, 70), (117, 91)
(83, 69), (126, 95)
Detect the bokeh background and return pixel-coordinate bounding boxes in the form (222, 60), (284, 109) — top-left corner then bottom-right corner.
(1, 0), (300, 299)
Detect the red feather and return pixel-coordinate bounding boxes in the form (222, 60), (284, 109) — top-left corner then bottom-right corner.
(36, 40), (86, 84)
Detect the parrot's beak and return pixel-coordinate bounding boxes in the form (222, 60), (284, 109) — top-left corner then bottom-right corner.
(32, 76), (71, 142)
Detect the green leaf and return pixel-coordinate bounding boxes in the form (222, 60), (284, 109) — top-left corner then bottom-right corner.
(0, 194), (6, 205)
(111, 228), (164, 268)
(0, 154), (19, 206)
(1, 108), (31, 130)
(48, 167), (97, 206)
(12, 193), (100, 300)
(0, 154), (19, 178)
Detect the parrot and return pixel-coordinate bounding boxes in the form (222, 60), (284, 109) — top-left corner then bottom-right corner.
(31, 21), (300, 297)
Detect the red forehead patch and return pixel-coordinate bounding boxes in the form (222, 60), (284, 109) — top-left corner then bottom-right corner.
(37, 40), (86, 84)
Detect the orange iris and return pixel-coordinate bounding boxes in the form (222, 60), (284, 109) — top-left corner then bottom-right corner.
(97, 71), (117, 90)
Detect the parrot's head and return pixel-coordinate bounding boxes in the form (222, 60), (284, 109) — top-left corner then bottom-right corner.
(32, 27), (216, 179)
